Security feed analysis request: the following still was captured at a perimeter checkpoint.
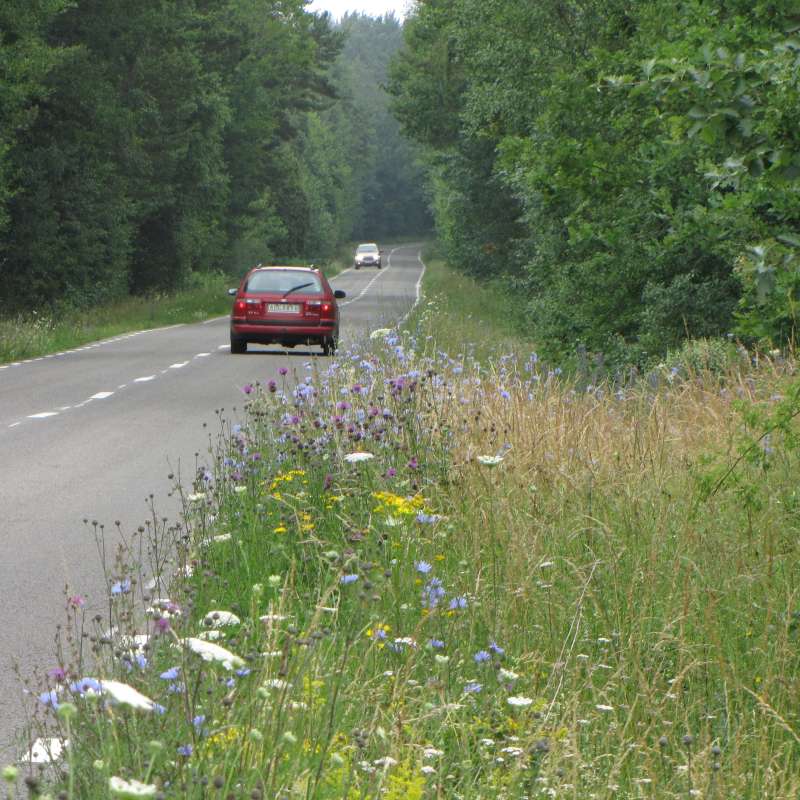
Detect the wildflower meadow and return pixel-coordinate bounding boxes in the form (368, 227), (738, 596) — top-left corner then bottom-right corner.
(8, 264), (800, 799)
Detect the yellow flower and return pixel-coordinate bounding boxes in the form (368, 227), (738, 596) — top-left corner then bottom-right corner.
(274, 525), (287, 535)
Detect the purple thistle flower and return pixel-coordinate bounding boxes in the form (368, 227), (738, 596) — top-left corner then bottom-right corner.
(242, 384), (253, 395)
(154, 617), (171, 634)
(385, 467), (397, 478)
(407, 457), (419, 470)
(47, 667), (66, 682)
(278, 367), (288, 376)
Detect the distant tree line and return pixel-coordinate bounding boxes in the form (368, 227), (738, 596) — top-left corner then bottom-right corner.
(0, 2), (429, 312)
(389, 0), (800, 365)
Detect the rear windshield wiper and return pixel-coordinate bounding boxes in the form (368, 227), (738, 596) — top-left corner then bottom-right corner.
(283, 282), (314, 297)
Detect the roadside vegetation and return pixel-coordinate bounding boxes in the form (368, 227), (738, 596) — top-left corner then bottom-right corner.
(12, 260), (800, 799)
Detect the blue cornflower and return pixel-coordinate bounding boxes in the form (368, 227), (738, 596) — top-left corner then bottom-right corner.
(340, 574), (359, 585)
(428, 639), (445, 649)
(167, 682), (185, 694)
(110, 578), (131, 595)
(416, 512), (441, 524)
(449, 596), (468, 610)
(464, 682), (483, 693)
(415, 560), (433, 574)
(236, 668), (251, 677)
(69, 677), (101, 697)
(192, 715), (206, 731)
(160, 666), (181, 681)
(134, 653), (148, 670)
(488, 641), (505, 656)
(499, 389), (511, 399)
(422, 578), (446, 609)
(226, 678), (235, 688)
(474, 650), (491, 664)
(177, 744), (193, 757)
(38, 689), (60, 709)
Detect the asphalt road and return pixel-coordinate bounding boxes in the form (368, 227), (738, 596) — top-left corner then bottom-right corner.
(0, 244), (424, 759)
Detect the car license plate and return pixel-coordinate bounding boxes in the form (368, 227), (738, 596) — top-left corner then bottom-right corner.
(267, 303), (300, 313)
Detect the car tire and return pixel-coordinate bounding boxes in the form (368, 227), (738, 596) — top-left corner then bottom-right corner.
(354, 264), (360, 270)
(230, 335), (247, 354)
(322, 336), (338, 356)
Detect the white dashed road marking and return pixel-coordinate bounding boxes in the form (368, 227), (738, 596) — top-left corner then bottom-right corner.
(90, 392), (114, 400)
(28, 412), (58, 419)
(170, 362), (189, 369)
(194, 353), (211, 358)
(134, 375), (156, 383)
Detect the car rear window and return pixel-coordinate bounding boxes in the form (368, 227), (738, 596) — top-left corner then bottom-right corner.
(245, 270), (323, 294)
(357, 244), (378, 253)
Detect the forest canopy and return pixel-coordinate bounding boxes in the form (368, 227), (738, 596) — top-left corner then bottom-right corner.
(0, 2), (428, 312)
(388, 0), (800, 364)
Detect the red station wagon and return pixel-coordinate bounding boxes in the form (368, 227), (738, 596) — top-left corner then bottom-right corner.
(229, 265), (346, 355)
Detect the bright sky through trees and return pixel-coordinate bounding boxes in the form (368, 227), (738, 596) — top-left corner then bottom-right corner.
(307, 0), (411, 19)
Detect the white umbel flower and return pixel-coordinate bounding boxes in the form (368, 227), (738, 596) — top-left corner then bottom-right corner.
(109, 776), (158, 797)
(28, 738), (67, 763)
(476, 455), (504, 466)
(344, 452), (374, 463)
(183, 637), (245, 670)
(507, 696), (534, 707)
(203, 610), (241, 628)
(100, 680), (157, 712)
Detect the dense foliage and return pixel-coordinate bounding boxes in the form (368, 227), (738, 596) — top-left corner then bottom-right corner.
(389, 0), (800, 365)
(0, 4), (428, 312)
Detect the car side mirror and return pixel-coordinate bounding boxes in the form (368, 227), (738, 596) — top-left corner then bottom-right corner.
(334, 289), (346, 299)
(228, 288), (237, 296)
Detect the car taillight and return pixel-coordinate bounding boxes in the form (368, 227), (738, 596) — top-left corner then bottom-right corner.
(320, 302), (334, 318)
(233, 299), (246, 314)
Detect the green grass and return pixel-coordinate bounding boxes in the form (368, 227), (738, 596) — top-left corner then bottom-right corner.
(13, 259), (800, 799)
(408, 257), (534, 360)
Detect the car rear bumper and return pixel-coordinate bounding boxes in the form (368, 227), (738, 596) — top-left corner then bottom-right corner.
(231, 320), (337, 343)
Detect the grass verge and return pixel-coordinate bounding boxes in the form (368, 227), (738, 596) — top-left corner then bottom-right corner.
(11, 261), (800, 799)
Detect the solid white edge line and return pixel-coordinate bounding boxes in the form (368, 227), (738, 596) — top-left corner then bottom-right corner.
(396, 249), (426, 329)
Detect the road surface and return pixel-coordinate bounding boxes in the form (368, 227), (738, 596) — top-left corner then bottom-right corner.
(0, 244), (424, 759)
